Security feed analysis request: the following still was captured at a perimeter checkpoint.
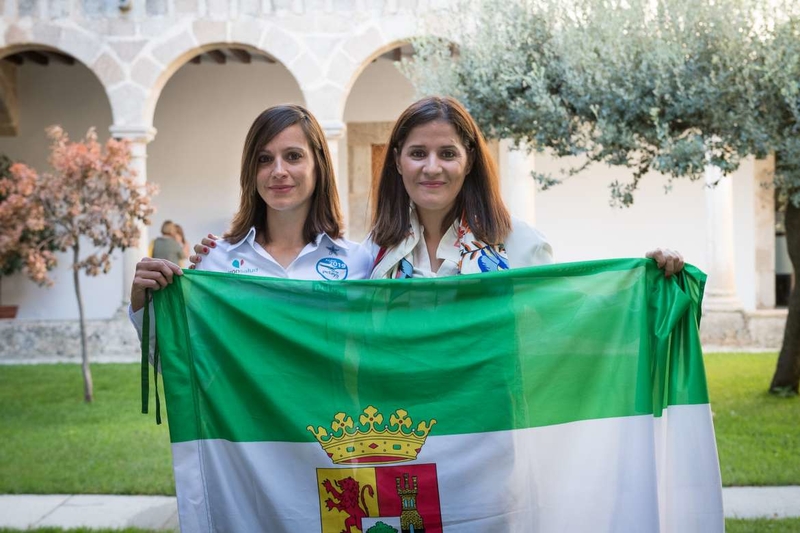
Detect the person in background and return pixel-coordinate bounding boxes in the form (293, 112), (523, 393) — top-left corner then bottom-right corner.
(150, 220), (186, 266)
(173, 224), (191, 267)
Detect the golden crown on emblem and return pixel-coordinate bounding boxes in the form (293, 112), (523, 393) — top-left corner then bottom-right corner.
(307, 406), (437, 465)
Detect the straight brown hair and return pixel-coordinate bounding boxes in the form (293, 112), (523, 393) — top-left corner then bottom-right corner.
(370, 96), (511, 248)
(226, 105), (343, 245)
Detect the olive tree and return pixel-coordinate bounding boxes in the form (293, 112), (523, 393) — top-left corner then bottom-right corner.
(763, 16), (800, 394)
(403, 0), (800, 394)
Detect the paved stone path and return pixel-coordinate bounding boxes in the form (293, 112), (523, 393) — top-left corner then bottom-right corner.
(1, 487), (799, 531)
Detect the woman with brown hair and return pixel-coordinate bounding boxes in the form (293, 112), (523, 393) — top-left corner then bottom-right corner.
(191, 97), (683, 277)
(366, 96), (556, 278)
(129, 104), (373, 330)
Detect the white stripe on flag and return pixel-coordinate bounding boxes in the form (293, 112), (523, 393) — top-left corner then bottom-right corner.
(171, 404), (722, 532)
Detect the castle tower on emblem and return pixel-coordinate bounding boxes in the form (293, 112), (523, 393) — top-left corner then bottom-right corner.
(397, 473), (425, 533)
(310, 407), (443, 533)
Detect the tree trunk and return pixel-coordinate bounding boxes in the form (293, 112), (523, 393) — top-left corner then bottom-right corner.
(73, 244), (93, 403)
(770, 200), (800, 395)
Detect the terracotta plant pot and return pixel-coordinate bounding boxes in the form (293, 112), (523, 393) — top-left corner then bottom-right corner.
(0, 305), (18, 319)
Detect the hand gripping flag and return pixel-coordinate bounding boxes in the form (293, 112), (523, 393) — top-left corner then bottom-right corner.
(143, 258), (723, 533)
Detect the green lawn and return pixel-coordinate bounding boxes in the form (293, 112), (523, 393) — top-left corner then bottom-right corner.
(725, 518), (800, 533)
(0, 364), (174, 495)
(0, 353), (797, 496)
(705, 352), (800, 486)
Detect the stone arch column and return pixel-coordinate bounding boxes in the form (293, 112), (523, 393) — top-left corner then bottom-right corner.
(304, 82), (349, 229)
(704, 166), (743, 311)
(109, 125), (157, 304)
(754, 155), (777, 309)
(319, 119), (348, 229)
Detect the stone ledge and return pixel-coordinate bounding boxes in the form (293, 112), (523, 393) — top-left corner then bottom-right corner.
(0, 307), (141, 364)
(700, 309), (786, 351)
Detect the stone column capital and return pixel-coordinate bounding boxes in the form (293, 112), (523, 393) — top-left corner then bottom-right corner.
(109, 125), (157, 144)
(320, 120), (346, 140)
(109, 124), (155, 305)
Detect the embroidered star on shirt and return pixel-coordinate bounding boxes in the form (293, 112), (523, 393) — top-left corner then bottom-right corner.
(327, 245), (340, 256)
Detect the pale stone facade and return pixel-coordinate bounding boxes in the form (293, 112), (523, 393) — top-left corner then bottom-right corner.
(0, 0), (786, 361)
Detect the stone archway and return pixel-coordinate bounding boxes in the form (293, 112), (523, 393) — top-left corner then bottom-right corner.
(148, 44), (305, 252)
(341, 43), (416, 241)
(0, 46), (116, 321)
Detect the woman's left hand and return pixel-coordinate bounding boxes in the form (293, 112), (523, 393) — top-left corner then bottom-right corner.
(646, 248), (684, 277)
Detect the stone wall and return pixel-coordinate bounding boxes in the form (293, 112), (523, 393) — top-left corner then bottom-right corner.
(0, 308), (141, 363)
(0, 0), (448, 128)
(699, 309), (787, 351)
(0, 307), (785, 365)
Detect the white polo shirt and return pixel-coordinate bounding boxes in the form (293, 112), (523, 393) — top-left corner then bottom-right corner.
(130, 227), (374, 346)
(194, 226), (373, 281)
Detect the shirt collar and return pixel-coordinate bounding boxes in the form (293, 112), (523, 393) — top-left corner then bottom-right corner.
(315, 232), (351, 251)
(228, 227), (349, 252)
(227, 227), (257, 251)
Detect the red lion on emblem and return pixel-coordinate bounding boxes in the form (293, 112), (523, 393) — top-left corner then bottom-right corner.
(322, 476), (375, 533)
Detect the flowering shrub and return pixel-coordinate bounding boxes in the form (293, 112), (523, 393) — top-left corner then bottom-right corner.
(0, 155), (55, 287)
(10, 126), (156, 284)
(8, 126), (157, 402)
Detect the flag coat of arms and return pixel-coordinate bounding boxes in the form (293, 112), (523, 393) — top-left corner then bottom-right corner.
(146, 258), (723, 532)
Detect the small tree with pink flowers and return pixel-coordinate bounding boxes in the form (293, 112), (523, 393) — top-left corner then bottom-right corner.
(0, 154), (56, 311)
(10, 126), (156, 402)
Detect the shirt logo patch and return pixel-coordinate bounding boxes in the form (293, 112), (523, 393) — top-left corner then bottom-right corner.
(326, 245), (341, 256)
(316, 257), (348, 280)
(229, 257), (258, 274)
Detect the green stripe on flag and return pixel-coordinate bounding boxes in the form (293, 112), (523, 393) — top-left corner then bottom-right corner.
(153, 258), (709, 444)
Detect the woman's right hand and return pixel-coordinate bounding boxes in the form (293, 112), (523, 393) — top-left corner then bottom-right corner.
(130, 258), (182, 312)
(188, 233), (221, 269)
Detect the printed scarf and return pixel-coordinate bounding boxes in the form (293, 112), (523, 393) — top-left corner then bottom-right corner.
(374, 216), (509, 279)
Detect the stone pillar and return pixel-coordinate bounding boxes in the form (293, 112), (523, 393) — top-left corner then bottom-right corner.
(109, 125), (157, 305)
(754, 155), (777, 309)
(704, 165), (743, 311)
(321, 120), (348, 230)
(498, 139), (537, 226)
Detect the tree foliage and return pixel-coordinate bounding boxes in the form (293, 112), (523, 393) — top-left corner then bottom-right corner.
(10, 127), (155, 283)
(766, 15), (800, 204)
(402, 0), (794, 205)
(9, 127), (156, 401)
(403, 0), (800, 393)
(0, 154), (55, 282)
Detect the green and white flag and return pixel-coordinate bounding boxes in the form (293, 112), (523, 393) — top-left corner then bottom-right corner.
(147, 259), (723, 533)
